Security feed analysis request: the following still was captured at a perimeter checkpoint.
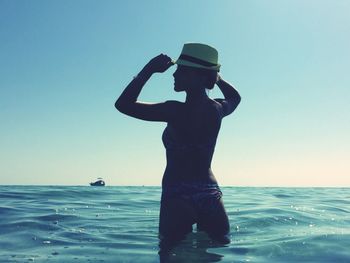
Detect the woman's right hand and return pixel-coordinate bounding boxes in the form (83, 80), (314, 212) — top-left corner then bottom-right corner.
(144, 54), (174, 74)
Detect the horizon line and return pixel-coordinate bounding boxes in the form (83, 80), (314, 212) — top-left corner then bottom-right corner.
(1, 184), (349, 188)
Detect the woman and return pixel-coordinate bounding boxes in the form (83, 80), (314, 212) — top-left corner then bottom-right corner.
(115, 43), (241, 251)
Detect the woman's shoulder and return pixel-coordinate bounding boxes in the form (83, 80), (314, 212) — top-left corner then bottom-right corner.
(208, 98), (223, 107)
(188, 99), (222, 124)
(164, 100), (184, 106)
(207, 98), (224, 114)
(208, 98), (231, 119)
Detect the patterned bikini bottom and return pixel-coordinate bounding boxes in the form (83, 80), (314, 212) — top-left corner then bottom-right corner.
(161, 182), (223, 215)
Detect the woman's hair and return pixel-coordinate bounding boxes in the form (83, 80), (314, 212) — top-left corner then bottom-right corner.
(182, 66), (217, 90)
(195, 68), (217, 90)
(178, 65), (218, 90)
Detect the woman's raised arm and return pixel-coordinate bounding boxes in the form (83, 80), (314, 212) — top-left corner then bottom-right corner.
(214, 74), (241, 117)
(115, 54), (175, 122)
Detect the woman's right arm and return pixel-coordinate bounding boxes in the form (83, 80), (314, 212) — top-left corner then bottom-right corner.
(114, 65), (153, 113)
(215, 74), (241, 117)
(115, 54), (176, 122)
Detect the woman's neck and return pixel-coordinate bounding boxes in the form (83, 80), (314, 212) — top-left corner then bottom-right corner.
(185, 88), (209, 104)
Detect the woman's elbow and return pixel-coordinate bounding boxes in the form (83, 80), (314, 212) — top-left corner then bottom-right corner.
(115, 100), (134, 116)
(230, 93), (241, 106)
(115, 99), (126, 113)
(114, 99), (120, 109)
(236, 94), (241, 105)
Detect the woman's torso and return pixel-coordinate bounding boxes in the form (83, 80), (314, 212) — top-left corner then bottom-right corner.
(162, 98), (222, 186)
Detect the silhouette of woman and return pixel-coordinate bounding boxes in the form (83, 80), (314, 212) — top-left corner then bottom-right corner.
(115, 43), (241, 253)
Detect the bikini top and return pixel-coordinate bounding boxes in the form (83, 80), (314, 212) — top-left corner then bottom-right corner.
(162, 124), (216, 152)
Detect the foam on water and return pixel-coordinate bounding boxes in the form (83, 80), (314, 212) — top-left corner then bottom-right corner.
(0, 186), (349, 262)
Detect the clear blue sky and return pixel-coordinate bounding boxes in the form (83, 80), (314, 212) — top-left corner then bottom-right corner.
(1, 0), (349, 186)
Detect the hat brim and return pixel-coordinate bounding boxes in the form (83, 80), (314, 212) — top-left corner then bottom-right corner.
(175, 59), (220, 71)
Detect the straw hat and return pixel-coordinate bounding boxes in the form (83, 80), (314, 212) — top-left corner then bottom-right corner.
(175, 43), (221, 71)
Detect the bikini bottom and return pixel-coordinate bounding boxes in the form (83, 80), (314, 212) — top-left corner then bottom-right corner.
(161, 182), (223, 215)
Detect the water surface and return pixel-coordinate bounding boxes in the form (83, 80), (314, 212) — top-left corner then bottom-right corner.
(0, 186), (349, 262)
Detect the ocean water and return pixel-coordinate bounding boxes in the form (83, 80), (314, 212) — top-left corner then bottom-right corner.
(0, 186), (349, 263)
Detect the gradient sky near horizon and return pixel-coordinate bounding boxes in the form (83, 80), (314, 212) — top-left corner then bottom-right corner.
(1, 0), (349, 186)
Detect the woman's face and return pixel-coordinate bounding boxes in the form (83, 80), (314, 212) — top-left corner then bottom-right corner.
(173, 66), (199, 92)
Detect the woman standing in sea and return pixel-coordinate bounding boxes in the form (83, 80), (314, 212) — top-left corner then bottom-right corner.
(115, 43), (241, 254)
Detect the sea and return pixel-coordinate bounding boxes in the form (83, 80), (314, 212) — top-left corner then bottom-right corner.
(0, 186), (349, 263)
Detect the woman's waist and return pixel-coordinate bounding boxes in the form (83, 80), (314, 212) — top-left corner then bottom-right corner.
(161, 181), (222, 201)
(162, 181), (220, 190)
(164, 157), (213, 170)
(162, 168), (217, 186)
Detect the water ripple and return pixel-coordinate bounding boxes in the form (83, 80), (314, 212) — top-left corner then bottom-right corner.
(0, 186), (349, 262)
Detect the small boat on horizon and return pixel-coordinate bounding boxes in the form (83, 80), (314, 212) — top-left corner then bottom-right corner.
(90, 178), (105, 186)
